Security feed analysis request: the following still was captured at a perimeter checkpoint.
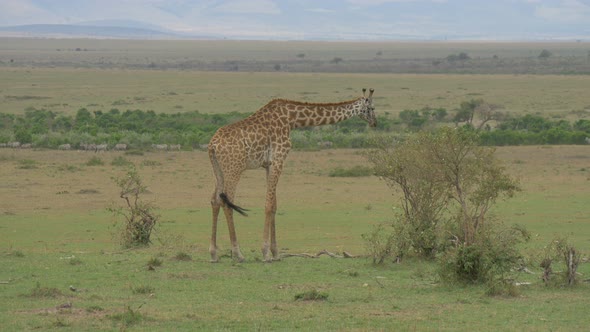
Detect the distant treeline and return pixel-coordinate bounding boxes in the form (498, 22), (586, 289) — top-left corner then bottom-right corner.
(1, 105), (589, 150)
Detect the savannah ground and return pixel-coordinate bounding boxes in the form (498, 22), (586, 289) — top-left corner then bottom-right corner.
(1, 39), (590, 330)
(1, 146), (589, 331)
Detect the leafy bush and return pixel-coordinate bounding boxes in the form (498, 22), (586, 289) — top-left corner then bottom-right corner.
(109, 166), (159, 247)
(439, 222), (529, 288)
(362, 220), (410, 264)
(362, 223), (397, 264)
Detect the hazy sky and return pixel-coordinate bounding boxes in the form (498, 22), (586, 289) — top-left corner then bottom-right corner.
(0, 0), (589, 40)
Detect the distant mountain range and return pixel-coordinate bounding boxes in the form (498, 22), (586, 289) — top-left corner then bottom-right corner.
(0, 23), (206, 39)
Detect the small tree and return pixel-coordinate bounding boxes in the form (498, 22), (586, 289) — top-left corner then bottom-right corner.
(368, 131), (450, 258)
(330, 57), (343, 64)
(109, 166), (159, 247)
(453, 99), (483, 126)
(368, 127), (524, 286)
(538, 49), (552, 59)
(430, 128), (520, 245)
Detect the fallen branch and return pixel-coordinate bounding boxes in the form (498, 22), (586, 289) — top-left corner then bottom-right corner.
(280, 253), (318, 259)
(281, 249), (360, 259)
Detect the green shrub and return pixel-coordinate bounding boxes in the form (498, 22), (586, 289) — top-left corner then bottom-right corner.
(111, 156), (132, 167)
(361, 224), (399, 264)
(438, 222), (529, 291)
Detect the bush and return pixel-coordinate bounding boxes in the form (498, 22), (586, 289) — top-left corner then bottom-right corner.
(109, 166), (159, 247)
(368, 127), (525, 291)
(362, 223), (397, 264)
(362, 218), (411, 264)
(438, 221), (529, 297)
(540, 236), (581, 286)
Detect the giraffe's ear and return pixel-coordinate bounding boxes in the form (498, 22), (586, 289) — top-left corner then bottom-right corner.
(369, 89), (374, 98)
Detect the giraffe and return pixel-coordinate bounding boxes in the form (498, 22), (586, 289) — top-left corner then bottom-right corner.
(208, 88), (376, 262)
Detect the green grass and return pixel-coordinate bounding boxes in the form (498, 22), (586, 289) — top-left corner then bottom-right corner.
(329, 165), (373, 177)
(85, 156), (103, 166)
(17, 159), (37, 169)
(1, 186), (589, 330)
(1, 245), (588, 330)
(111, 156), (132, 167)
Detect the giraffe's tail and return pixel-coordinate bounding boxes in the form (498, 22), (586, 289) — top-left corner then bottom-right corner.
(220, 193), (249, 217)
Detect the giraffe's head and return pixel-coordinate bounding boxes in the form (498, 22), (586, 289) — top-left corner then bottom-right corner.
(357, 88), (377, 128)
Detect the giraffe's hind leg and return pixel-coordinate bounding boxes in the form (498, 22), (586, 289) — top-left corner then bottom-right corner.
(220, 173), (246, 263)
(222, 202), (245, 262)
(209, 193), (221, 263)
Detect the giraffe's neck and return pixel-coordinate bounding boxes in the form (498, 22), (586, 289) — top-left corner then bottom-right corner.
(286, 98), (363, 129)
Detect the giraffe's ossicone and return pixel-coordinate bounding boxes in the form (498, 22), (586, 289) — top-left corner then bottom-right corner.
(208, 88), (376, 262)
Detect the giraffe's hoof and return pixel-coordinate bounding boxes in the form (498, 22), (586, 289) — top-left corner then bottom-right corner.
(210, 258), (219, 263)
(234, 256), (245, 263)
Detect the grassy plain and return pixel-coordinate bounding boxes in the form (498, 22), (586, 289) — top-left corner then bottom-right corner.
(1, 39), (589, 330)
(1, 147), (589, 330)
(2, 38), (590, 74)
(2, 68), (590, 120)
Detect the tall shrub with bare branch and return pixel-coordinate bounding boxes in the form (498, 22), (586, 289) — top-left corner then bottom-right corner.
(109, 166), (158, 247)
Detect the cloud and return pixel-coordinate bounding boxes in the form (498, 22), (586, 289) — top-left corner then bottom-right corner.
(534, 0), (590, 22)
(346, 0), (445, 5)
(212, 0), (281, 15)
(0, 0), (60, 25)
(305, 8), (335, 14)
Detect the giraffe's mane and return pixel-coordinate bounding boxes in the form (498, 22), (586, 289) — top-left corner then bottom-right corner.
(266, 97), (362, 108)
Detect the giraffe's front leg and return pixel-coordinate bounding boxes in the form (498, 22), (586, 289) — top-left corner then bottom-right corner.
(262, 188), (276, 262)
(270, 218), (280, 261)
(263, 162), (283, 262)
